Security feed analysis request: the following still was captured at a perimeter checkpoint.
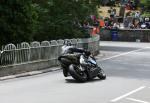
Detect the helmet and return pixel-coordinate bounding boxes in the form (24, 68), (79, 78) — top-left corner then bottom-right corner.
(64, 40), (72, 46)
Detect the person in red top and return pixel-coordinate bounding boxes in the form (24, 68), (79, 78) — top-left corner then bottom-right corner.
(91, 27), (97, 36)
(97, 18), (105, 35)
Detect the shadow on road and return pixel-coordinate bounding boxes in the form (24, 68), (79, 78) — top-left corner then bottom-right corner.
(65, 78), (105, 83)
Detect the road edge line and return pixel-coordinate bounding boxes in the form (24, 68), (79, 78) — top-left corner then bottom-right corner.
(98, 47), (149, 61)
(110, 86), (146, 102)
(126, 98), (149, 103)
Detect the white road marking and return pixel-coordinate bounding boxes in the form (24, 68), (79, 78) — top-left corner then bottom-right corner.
(98, 47), (150, 62)
(108, 61), (150, 67)
(126, 98), (150, 103)
(111, 86), (146, 102)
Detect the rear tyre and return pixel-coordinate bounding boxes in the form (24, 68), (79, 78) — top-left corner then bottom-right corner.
(69, 64), (87, 82)
(63, 68), (68, 77)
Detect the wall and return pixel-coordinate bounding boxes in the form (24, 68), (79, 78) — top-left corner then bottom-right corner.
(100, 29), (150, 42)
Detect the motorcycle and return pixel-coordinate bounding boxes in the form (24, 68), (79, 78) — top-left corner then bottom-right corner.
(58, 53), (106, 82)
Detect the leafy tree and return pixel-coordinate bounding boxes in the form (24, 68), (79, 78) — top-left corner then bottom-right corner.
(140, 0), (150, 17)
(0, 0), (100, 46)
(140, 0), (150, 11)
(33, 0), (100, 41)
(0, 0), (37, 46)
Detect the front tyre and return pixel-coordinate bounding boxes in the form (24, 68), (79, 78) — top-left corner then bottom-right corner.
(69, 64), (87, 82)
(97, 67), (106, 80)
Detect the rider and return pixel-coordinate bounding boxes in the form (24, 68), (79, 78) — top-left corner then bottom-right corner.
(58, 40), (91, 77)
(61, 40), (91, 56)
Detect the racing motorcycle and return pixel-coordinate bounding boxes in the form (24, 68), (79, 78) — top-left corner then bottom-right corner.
(58, 53), (106, 82)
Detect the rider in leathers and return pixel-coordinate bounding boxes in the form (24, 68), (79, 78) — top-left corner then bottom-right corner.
(58, 41), (91, 77)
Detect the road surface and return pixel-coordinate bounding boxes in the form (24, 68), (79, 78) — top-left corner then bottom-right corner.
(0, 41), (150, 103)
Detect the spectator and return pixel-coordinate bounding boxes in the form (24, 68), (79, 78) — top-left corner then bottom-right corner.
(129, 22), (134, 29)
(113, 22), (119, 29)
(135, 12), (140, 18)
(91, 27), (97, 36)
(110, 8), (116, 18)
(124, 18), (129, 28)
(97, 18), (105, 28)
(141, 23), (147, 29)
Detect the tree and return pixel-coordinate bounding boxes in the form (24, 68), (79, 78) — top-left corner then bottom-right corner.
(0, 0), (100, 46)
(33, 0), (99, 41)
(140, 0), (150, 17)
(0, 0), (37, 46)
(140, 0), (150, 11)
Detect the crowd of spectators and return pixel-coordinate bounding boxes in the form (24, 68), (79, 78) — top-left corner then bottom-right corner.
(125, 16), (150, 29)
(104, 16), (150, 30)
(103, 9), (150, 30)
(75, 0), (150, 37)
(78, 14), (150, 37)
(124, 0), (140, 10)
(98, 0), (150, 30)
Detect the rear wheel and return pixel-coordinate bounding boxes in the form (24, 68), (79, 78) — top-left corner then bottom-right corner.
(69, 64), (87, 82)
(63, 68), (68, 77)
(97, 67), (106, 80)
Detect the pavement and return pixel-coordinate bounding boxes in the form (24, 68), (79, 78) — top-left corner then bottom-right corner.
(0, 66), (61, 81)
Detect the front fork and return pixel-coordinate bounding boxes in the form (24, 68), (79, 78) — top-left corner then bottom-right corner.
(86, 65), (100, 79)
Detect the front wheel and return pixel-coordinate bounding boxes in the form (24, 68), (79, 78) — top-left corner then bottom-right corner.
(97, 67), (106, 80)
(69, 64), (87, 82)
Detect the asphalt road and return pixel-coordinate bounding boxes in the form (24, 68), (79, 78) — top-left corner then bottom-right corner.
(0, 41), (150, 103)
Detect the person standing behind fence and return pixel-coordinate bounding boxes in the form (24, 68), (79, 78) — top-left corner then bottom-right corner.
(91, 27), (97, 36)
(97, 18), (105, 35)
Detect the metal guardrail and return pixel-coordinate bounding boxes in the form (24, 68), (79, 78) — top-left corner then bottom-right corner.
(0, 35), (100, 67)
